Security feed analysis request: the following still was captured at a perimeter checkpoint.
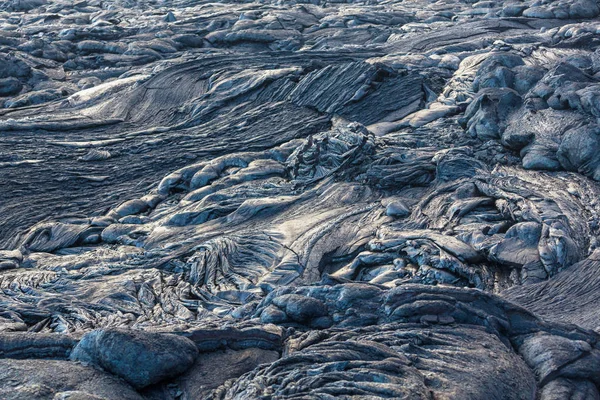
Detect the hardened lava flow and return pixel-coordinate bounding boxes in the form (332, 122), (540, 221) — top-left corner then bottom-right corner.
(2, 0), (600, 398)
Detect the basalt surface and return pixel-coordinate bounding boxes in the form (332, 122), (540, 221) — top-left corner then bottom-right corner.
(2, 0), (600, 398)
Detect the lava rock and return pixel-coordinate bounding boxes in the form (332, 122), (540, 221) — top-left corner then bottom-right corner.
(0, 78), (22, 97)
(557, 123), (600, 180)
(70, 329), (199, 389)
(272, 294), (328, 322)
(386, 200), (411, 218)
(0, 55), (31, 79)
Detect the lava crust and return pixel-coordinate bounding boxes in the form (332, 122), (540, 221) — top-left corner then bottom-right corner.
(2, 0), (600, 398)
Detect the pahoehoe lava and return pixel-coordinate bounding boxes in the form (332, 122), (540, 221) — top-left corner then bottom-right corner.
(2, 0), (600, 398)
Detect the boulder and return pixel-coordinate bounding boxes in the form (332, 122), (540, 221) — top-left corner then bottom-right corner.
(272, 294), (328, 322)
(70, 329), (198, 389)
(557, 123), (600, 180)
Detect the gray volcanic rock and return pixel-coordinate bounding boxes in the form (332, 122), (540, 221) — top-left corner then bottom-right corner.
(215, 324), (536, 399)
(0, 332), (76, 359)
(2, 0), (600, 397)
(161, 347), (280, 400)
(505, 250), (600, 330)
(557, 123), (600, 179)
(0, 358), (142, 400)
(70, 329), (198, 389)
(214, 283), (600, 399)
(0, 78), (23, 97)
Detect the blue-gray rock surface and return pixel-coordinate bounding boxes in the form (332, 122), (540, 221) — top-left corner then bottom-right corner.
(2, 0), (600, 398)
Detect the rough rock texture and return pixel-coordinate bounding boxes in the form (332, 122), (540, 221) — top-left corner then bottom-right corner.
(148, 347), (280, 400)
(0, 358), (143, 400)
(2, 0), (600, 397)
